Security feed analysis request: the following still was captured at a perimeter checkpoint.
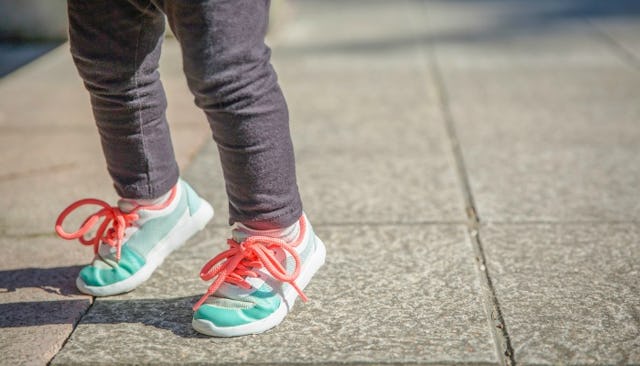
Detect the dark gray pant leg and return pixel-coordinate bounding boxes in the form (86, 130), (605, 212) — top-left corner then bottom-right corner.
(67, 0), (179, 199)
(157, 0), (303, 229)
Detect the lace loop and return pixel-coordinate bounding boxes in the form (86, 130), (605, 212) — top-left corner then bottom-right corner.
(54, 186), (177, 261)
(193, 217), (308, 311)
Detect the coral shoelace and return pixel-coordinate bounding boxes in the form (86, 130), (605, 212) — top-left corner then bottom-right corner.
(54, 187), (176, 261)
(193, 216), (308, 311)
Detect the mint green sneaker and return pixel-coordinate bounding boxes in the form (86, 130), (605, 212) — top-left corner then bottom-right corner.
(55, 179), (214, 296)
(191, 213), (326, 337)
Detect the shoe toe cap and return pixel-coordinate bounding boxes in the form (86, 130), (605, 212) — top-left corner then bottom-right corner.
(79, 247), (145, 287)
(193, 296), (281, 327)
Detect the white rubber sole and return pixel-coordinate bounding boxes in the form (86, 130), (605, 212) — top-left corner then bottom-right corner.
(192, 235), (327, 337)
(77, 201), (214, 297)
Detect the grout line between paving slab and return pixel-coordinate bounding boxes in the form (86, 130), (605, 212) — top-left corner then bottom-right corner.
(48, 299), (96, 366)
(414, 4), (515, 365)
(429, 55), (515, 366)
(429, 56), (515, 365)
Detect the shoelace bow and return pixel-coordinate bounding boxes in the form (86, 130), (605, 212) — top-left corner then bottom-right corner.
(54, 187), (176, 261)
(193, 233), (308, 311)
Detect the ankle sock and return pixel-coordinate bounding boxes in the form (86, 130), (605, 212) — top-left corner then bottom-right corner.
(235, 219), (300, 243)
(119, 186), (174, 212)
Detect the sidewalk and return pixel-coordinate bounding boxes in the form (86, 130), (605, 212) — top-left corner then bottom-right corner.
(1, 0), (639, 364)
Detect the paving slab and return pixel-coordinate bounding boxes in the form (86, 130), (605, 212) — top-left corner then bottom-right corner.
(443, 67), (640, 222)
(415, 1), (640, 362)
(52, 224), (496, 365)
(480, 223), (640, 364)
(280, 60), (460, 226)
(416, 0), (640, 222)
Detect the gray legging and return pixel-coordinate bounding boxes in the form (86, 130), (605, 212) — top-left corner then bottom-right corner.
(67, 0), (302, 229)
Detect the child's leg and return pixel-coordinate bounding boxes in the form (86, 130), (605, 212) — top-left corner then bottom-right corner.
(68, 0), (178, 199)
(59, 0), (214, 297)
(159, 0), (303, 229)
(153, 0), (324, 338)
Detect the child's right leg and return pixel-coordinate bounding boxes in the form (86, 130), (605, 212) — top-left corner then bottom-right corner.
(56, 0), (213, 296)
(68, 0), (177, 198)
(161, 0), (303, 230)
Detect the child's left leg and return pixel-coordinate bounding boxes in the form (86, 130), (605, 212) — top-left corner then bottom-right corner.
(156, 0), (326, 337)
(161, 0), (302, 230)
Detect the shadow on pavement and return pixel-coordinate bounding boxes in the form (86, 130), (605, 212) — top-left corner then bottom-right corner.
(0, 266), (205, 338)
(0, 265), (90, 329)
(78, 296), (210, 339)
(0, 42), (61, 78)
(0, 299), (91, 327)
(0, 265), (84, 296)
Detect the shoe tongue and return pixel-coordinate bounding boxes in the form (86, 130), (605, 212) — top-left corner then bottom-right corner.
(231, 228), (250, 243)
(95, 243), (119, 268)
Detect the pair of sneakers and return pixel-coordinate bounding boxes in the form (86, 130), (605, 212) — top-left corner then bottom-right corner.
(55, 178), (326, 337)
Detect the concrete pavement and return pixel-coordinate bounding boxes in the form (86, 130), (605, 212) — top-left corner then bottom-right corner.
(1, 0), (639, 364)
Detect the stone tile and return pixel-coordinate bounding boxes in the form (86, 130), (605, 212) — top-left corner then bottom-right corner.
(441, 66), (640, 222)
(481, 223), (640, 364)
(0, 235), (92, 271)
(440, 67), (639, 105)
(275, 34), (463, 224)
(419, 1), (640, 222)
(1, 302), (90, 366)
(297, 153), (462, 225)
(52, 225), (497, 365)
(0, 236), (93, 366)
